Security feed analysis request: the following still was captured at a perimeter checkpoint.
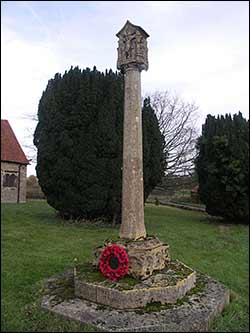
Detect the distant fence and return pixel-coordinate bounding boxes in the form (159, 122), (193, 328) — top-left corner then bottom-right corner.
(147, 197), (205, 212)
(147, 184), (205, 212)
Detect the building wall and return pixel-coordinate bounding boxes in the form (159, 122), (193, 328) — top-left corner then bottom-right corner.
(1, 161), (27, 203)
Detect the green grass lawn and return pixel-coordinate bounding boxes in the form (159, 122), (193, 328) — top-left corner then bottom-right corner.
(1, 201), (249, 332)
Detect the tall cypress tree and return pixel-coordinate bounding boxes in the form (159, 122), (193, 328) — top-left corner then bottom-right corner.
(195, 112), (249, 223)
(142, 97), (166, 201)
(34, 67), (165, 221)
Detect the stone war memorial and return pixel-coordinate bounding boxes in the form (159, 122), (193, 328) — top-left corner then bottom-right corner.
(42, 21), (230, 332)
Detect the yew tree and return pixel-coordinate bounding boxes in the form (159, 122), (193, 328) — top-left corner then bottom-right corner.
(34, 66), (165, 221)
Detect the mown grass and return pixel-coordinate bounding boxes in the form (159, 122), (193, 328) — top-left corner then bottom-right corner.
(1, 201), (249, 332)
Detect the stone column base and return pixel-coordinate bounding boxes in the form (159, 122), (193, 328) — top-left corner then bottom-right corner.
(93, 236), (170, 280)
(75, 260), (196, 309)
(41, 270), (230, 332)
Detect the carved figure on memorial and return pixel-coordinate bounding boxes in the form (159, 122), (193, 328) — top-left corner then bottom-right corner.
(116, 20), (149, 72)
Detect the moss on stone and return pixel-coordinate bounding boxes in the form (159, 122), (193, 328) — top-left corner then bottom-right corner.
(51, 286), (75, 302)
(76, 262), (141, 291)
(186, 276), (206, 296)
(43, 264), (207, 314)
(134, 301), (174, 314)
(75, 260), (195, 291)
(133, 274), (206, 315)
(43, 274), (75, 305)
(76, 263), (106, 283)
(167, 260), (193, 278)
(114, 276), (141, 290)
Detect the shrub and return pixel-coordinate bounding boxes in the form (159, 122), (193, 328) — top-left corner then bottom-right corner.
(34, 67), (165, 221)
(195, 112), (249, 223)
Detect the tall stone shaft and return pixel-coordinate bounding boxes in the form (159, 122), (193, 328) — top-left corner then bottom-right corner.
(116, 20), (149, 240)
(120, 66), (146, 239)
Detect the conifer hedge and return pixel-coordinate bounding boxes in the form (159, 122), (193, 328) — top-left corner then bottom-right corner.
(195, 112), (249, 223)
(34, 67), (165, 221)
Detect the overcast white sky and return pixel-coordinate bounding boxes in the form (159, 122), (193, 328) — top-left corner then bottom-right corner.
(1, 1), (249, 176)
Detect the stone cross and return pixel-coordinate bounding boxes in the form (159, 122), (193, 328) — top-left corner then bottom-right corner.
(116, 20), (149, 240)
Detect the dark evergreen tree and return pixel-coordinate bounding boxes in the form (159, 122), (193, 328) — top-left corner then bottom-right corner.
(34, 67), (165, 221)
(142, 97), (167, 201)
(195, 112), (249, 223)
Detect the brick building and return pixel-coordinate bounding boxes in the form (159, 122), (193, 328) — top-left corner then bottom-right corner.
(1, 120), (29, 203)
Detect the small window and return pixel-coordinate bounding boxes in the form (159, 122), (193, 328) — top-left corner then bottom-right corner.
(3, 173), (17, 187)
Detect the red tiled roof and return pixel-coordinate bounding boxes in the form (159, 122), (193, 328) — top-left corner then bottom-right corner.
(1, 120), (29, 165)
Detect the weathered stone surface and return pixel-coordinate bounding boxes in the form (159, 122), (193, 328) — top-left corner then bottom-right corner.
(1, 161), (27, 203)
(42, 272), (230, 332)
(93, 236), (171, 279)
(119, 66), (146, 240)
(75, 260), (196, 309)
(116, 20), (149, 72)
(117, 21), (149, 240)
(120, 237), (171, 279)
(42, 269), (75, 305)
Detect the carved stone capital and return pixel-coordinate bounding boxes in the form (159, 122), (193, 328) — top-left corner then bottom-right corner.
(116, 20), (149, 72)
(120, 62), (147, 73)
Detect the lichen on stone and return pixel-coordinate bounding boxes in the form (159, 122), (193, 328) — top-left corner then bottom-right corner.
(75, 259), (194, 292)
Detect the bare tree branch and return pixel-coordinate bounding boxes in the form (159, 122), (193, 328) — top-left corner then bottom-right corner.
(24, 91), (199, 175)
(20, 113), (38, 163)
(147, 91), (199, 176)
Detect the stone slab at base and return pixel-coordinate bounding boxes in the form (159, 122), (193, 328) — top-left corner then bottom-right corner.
(41, 272), (230, 332)
(75, 260), (196, 309)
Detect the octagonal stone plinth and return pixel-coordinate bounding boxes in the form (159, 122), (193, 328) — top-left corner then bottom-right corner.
(41, 270), (230, 332)
(75, 260), (196, 309)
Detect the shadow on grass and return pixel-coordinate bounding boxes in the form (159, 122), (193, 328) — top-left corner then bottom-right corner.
(53, 212), (119, 230)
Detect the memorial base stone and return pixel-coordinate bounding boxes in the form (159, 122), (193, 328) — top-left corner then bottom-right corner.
(93, 236), (171, 280)
(41, 269), (230, 332)
(75, 260), (195, 309)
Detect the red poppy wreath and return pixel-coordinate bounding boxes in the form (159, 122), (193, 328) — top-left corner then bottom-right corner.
(99, 244), (129, 281)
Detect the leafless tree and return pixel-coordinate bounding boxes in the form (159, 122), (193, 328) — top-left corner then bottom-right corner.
(23, 91), (199, 176)
(21, 112), (38, 164)
(147, 91), (199, 176)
